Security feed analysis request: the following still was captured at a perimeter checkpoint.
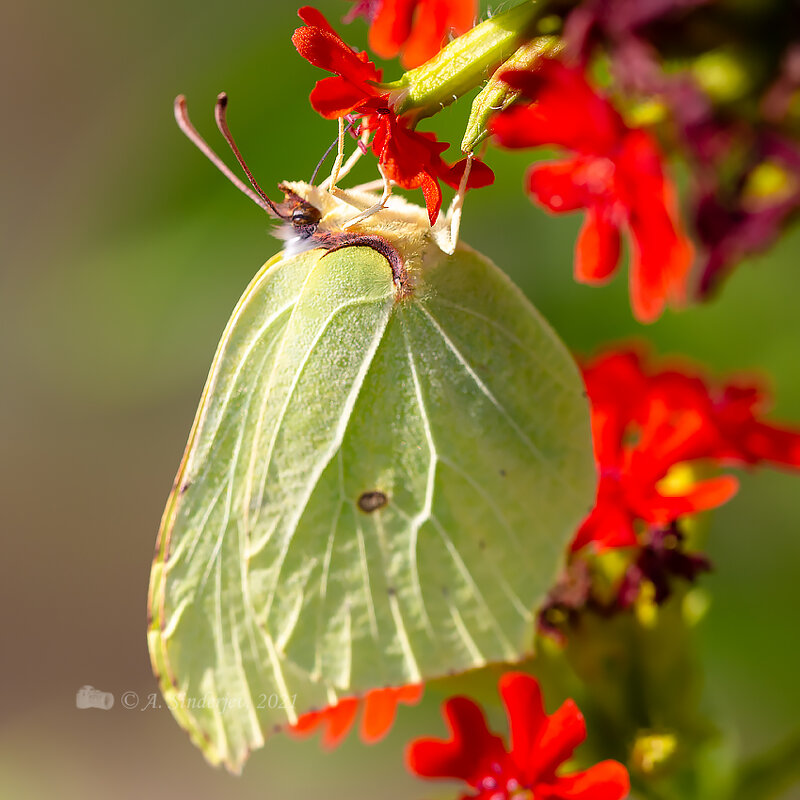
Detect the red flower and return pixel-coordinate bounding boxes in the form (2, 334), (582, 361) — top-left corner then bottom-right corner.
(575, 350), (734, 552)
(490, 60), (693, 323)
(293, 6), (493, 224)
(573, 347), (800, 553)
(368, 110), (494, 223)
(406, 672), (630, 800)
(290, 684), (423, 748)
(712, 382), (800, 468)
(349, 0), (477, 68)
(293, 6), (386, 119)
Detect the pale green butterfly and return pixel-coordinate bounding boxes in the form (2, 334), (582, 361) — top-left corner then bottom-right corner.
(147, 93), (596, 772)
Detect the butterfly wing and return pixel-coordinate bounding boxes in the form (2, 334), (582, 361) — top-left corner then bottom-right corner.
(148, 242), (595, 771)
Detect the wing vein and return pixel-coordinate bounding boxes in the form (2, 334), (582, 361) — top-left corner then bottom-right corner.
(429, 514), (518, 660)
(259, 297), (392, 622)
(429, 297), (572, 390)
(402, 321), (438, 638)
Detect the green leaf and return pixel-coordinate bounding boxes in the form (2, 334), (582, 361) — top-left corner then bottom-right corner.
(148, 236), (595, 771)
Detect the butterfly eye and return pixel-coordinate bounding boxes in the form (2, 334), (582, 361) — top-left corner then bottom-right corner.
(291, 203), (321, 228)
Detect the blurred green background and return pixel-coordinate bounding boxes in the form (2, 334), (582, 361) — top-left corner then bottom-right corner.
(1, 1), (798, 797)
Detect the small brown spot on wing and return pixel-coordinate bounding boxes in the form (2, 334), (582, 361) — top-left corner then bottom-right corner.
(357, 491), (388, 513)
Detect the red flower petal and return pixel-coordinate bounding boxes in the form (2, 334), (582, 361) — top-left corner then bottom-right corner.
(290, 697), (359, 749)
(713, 383), (800, 467)
(372, 113), (451, 223)
(361, 684), (423, 743)
(405, 695), (510, 785)
(309, 76), (380, 119)
(618, 131), (693, 322)
(495, 63), (623, 155)
(293, 28), (382, 88)
(293, 7), (384, 104)
(528, 699), (588, 782)
(419, 173), (444, 225)
(369, 0), (476, 68)
(538, 760), (631, 800)
(501, 673), (588, 785)
(292, 684), (423, 748)
(571, 495), (638, 553)
(575, 205), (622, 284)
(399, 0), (472, 69)
(654, 475), (739, 519)
(730, 423), (800, 466)
(369, 0), (415, 59)
(499, 672), (548, 775)
(528, 160), (591, 213)
(440, 156), (496, 190)
(627, 198), (693, 323)
(298, 4), (341, 34)
(583, 349), (649, 462)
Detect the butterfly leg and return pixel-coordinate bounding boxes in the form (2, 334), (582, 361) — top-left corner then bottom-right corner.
(341, 165), (393, 228)
(431, 153), (473, 255)
(321, 126), (369, 192)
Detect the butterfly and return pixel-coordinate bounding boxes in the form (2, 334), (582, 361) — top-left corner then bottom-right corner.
(147, 93), (595, 771)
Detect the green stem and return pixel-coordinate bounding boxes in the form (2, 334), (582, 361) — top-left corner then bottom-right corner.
(386, 0), (545, 121)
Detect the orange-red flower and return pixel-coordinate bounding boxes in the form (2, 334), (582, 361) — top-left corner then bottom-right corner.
(349, 0), (477, 68)
(490, 60), (693, 323)
(290, 684), (423, 748)
(711, 381), (800, 467)
(406, 672), (630, 800)
(573, 347), (800, 553)
(293, 6), (386, 119)
(293, 6), (493, 224)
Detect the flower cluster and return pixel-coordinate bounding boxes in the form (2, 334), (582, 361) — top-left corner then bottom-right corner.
(292, 6), (492, 225)
(561, 0), (800, 297)
(530, 345), (800, 630)
(406, 672), (630, 800)
(574, 346), (800, 554)
(491, 60), (693, 323)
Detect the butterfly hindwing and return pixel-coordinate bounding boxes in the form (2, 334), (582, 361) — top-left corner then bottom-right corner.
(148, 242), (595, 771)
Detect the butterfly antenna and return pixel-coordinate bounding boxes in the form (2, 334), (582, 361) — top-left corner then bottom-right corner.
(214, 93), (285, 218)
(310, 118), (357, 186)
(174, 95), (284, 218)
(310, 133), (340, 187)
